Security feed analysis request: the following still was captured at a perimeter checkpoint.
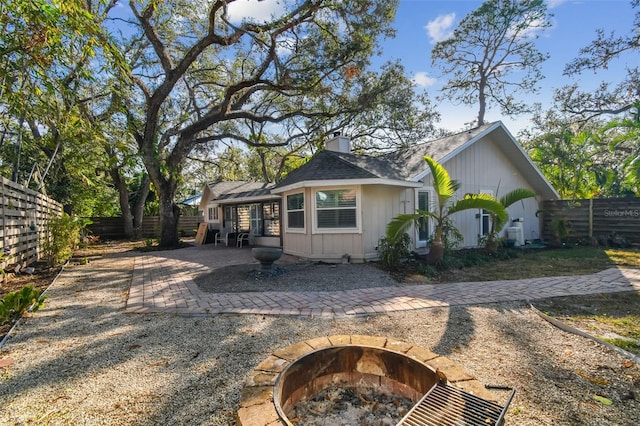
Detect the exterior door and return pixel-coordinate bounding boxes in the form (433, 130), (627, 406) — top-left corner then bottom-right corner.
(416, 190), (429, 248)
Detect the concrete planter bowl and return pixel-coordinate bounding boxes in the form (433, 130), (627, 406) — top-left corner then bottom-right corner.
(251, 247), (283, 271)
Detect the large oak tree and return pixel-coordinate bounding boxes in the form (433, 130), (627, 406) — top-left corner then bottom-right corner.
(104, 0), (405, 246)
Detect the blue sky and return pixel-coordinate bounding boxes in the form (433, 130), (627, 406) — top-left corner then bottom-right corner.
(227, 0), (637, 136)
(386, 0), (638, 134)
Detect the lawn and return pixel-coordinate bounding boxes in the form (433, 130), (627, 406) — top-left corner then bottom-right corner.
(423, 245), (640, 355)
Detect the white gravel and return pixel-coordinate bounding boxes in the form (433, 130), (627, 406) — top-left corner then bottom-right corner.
(0, 247), (639, 425)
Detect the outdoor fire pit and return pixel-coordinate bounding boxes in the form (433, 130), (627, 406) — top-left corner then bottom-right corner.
(274, 345), (439, 425)
(236, 335), (513, 426)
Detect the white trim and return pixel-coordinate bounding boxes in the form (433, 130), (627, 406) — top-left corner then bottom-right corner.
(284, 192), (306, 234)
(415, 189), (431, 248)
(478, 189), (494, 242)
(272, 178), (421, 194)
(311, 185), (362, 234)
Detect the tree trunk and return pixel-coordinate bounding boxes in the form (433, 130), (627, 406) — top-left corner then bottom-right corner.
(110, 168), (135, 238)
(426, 240), (444, 265)
(157, 182), (181, 247)
(132, 177), (150, 239)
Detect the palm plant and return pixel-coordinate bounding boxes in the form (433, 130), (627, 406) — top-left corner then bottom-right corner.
(386, 156), (507, 265)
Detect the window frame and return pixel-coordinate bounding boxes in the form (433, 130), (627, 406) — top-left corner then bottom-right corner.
(312, 186), (361, 234)
(285, 192), (306, 233)
(415, 189), (431, 248)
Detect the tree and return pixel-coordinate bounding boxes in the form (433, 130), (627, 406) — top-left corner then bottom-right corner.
(557, 0), (639, 122)
(431, 0), (551, 126)
(523, 113), (637, 198)
(386, 156), (507, 265)
(102, 0), (404, 247)
(0, 0), (123, 216)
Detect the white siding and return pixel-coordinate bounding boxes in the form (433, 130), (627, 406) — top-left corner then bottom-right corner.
(440, 136), (543, 247)
(281, 185), (412, 262)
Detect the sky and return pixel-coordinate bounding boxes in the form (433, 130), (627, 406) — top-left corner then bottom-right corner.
(227, 0), (638, 136)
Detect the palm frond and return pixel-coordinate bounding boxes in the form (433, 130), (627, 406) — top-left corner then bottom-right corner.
(424, 156), (455, 202)
(499, 188), (536, 208)
(385, 212), (431, 242)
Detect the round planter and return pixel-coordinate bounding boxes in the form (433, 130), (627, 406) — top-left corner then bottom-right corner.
(251, 247), (283, 271)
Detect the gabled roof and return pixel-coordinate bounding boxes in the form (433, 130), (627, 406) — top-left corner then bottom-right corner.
(272, 121), (559, 200)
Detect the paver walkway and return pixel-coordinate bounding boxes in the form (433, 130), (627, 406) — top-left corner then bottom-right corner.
(126, 244), (640, 318)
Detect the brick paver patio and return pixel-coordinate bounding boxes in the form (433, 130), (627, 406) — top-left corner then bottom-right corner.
(126, 244), (640, 317)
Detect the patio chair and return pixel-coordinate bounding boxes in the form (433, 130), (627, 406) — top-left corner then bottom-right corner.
(214, 228), (232, 246)
(237, 232), (250, 247)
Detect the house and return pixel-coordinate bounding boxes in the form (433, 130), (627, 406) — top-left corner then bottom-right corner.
(269, 121), (559, 262)
(200, 121), (559, 262)
(198, 181), (281, 247)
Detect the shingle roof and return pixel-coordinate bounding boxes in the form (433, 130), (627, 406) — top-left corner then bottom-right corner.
(274, 123), (496, 189)
(202, 181), (277, 205)
(381, 123), (495, 180)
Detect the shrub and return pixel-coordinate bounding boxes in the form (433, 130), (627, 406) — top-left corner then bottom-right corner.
(42, 213), (92, 267)
(377, 233), (411, 271)
(0, 286), (47, 325)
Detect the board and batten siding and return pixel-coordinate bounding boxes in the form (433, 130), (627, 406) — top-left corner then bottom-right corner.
(439, 136), (543, 247)
(281, 185), (411, 262)
(361, 185), (413, 260)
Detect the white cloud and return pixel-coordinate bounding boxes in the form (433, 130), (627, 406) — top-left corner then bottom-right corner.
(227, 0), (287, 23)
(412, 72), (436, 87)
(425, 13), (456, 44)
(546, 0), (567, 9)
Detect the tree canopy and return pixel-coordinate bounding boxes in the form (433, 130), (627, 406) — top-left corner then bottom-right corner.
(431, 0), (551, 126)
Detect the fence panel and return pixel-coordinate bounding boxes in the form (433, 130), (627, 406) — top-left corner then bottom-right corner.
(1, 177), (63, 268)
(87, 215), (201, 239)
(542, 198), (640, 244)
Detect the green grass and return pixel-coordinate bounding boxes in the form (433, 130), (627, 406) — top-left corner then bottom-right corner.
(416, 246), (640, 355)
(602, 337), (640, 354)
(427, 246), (640, 283)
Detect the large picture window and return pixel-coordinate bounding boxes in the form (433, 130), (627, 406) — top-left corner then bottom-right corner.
(315, 189), (357, 228)
(286, 193), (305, 229)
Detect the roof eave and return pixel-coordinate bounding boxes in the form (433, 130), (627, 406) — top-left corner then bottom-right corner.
(271, 178), (421, 194)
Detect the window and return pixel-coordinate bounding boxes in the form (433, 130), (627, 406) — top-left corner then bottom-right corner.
(263, 202), (280, 236)
(249, 204), (262, 235)
(208, 206), (218, 221)
(417, 191), (429, 247)
(479, 190), (494, 239)
(286, 193), (305, 229)
(315, 189), (356, 229)
(224, 206), (237, 231)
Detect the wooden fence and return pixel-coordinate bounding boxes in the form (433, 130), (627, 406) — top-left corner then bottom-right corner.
(1, 177), (63, 268)
(87, 215), (201, 239)
(541, 198), (640, 245)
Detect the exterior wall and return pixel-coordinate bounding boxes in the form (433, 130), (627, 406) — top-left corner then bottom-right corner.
(281, 185), (410, 262)
(440, 136), (543, 247)
(361, 185), (414, 260)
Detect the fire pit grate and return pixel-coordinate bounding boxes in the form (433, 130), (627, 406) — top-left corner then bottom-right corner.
(397, 383), (515, 426)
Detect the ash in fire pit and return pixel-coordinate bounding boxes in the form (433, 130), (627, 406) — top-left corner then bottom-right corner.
(273, 345), (440, 426)
(288, 385), (413, 426)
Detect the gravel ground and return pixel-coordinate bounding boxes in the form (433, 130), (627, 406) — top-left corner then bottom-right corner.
(0, 246), (639, 426)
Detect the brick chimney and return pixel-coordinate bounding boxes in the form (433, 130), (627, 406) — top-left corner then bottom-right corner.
(326, 131), (351, 153)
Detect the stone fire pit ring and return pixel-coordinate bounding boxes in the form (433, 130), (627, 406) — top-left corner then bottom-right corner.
(236, 335), (498, 426)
